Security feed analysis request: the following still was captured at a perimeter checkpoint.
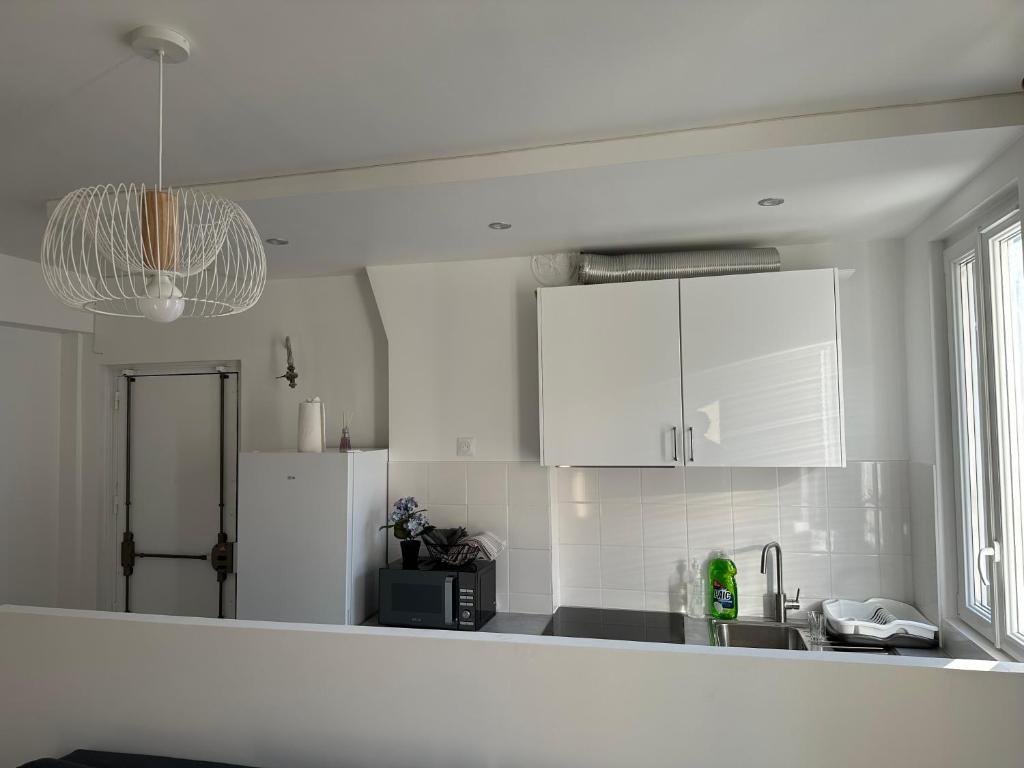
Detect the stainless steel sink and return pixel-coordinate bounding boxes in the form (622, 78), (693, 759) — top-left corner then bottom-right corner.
(711, 620), (808, 650)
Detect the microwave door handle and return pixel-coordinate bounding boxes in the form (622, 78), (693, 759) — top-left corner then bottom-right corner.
(444, 575), (455, 626)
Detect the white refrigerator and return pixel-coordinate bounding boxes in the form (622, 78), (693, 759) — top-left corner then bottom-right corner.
(236, 450), (387, 625)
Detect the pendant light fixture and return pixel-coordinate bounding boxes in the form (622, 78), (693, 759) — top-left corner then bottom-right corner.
(41, 25), (266, 322)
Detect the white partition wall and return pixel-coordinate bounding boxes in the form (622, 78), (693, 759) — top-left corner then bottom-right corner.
(2, 607), (1022, 768)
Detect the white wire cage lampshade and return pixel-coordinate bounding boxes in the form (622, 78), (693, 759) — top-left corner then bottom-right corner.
(41, 25), (266, 322)
(42, 183), (266, 320)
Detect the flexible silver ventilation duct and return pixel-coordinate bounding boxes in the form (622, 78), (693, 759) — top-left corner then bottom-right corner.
(577, 248), (781, 284)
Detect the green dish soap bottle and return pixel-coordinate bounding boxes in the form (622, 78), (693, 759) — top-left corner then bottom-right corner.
(707, 553), (738, 620)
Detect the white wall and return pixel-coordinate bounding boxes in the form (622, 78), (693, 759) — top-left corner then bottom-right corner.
(369, 243), (909, 464)
(89, 273), (387, 452)
(368, 256), (539, 462)
(0, 325), (62, 607)
(0, 252), (92, 332)
(3, 607), (1023, 768)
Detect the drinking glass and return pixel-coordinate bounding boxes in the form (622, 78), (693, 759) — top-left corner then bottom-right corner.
(806, 610), (827, 644)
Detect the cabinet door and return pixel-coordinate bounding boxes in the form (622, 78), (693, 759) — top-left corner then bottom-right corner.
(539, 280), (683, 466)
(679, 269), (844, 467)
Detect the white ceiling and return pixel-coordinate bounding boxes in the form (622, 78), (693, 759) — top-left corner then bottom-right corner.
(245, 128), (1023, 277)
(2, 1), (1023, 265)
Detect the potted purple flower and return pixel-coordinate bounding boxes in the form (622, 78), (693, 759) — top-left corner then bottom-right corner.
(381, 497), (434, 569)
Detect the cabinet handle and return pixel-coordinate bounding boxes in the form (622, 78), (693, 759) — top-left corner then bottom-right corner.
(671, 426), (679, 462)
(687, 427), (695, 462)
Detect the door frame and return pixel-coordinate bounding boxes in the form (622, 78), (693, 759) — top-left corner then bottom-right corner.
(106, 360), (241, 615)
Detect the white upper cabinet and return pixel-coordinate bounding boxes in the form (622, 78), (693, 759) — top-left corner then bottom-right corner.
(538, 280), (683, 467)
(679, 269), (844, 467)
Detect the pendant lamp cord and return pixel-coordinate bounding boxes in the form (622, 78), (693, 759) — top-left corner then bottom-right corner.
(157, 49), (164, 191)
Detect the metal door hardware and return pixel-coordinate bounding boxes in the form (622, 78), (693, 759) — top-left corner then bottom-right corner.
(122, 371), (239, 617)
(210, 532), (235, 583)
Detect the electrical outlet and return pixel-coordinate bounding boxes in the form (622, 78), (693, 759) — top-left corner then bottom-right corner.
(456, 437), (477, 457)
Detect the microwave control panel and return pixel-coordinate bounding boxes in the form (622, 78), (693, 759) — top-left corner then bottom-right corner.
(457, 577), (476, 629)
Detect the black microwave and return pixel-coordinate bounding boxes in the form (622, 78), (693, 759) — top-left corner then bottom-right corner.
(378, 558), (496, 631)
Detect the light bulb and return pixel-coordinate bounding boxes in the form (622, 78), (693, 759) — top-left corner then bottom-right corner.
(138, 274), (185, 323)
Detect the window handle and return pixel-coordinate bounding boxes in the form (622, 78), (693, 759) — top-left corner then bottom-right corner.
(977, 542), (1000, 587)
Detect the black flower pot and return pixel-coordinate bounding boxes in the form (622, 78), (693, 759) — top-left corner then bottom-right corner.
(400, 539), (421, 569)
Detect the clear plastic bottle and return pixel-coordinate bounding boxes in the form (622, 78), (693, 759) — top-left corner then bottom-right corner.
(687, 557), (706, 618)
(679, 559), (693, 614)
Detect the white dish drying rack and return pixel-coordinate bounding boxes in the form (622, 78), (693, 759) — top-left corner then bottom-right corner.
(821, 598), (938, 648)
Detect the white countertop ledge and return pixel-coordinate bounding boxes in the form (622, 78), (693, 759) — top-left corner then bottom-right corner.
(4, 604), (1022, 674)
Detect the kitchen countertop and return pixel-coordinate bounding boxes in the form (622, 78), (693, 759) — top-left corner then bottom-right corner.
(366, 608), (947, 657)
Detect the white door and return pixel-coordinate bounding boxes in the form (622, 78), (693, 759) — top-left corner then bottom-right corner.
(679, 269), (844, 467)
(539, 280), (683, 466)
(120, 371), (238, 617)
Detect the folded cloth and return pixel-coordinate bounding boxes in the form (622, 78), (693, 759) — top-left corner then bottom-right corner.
(431, 530), (506, 566)
(461, 531), (505, 561)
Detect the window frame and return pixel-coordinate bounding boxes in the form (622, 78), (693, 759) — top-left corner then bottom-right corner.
(944, 200), (1024, 660)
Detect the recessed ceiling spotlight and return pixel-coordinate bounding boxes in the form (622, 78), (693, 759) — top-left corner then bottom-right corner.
(488, 221), (512, 230)
(265, 237), (289, 246)
(757, 197), (785, 207)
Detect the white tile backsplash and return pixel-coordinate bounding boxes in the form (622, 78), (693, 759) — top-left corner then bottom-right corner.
(387, 462), (428, 507)
(826, 463), (879, 508)
(389, 460), (915, 618)
(467, 462), (507, 505)
(878, 506), (911, 555)
(827, 507), (878, 554)
(599, 545), (644, 590)
(509, 549), (552, 595)
(558, 544), (601, 588)
(557, 467), (599, 502)
(685, 501), (734, 555)
(641, 503), (687, 549)
(468, 504), (507, 542)
(779, 506), (829, 553)
(731, 468), (779, 507)
(557, 502), (600, 545)
(508, 462), (550, 508)
(599, 502), (643, 546)
(427, 462), (468, 505)
(831, 554), (882, 600)
(641, 468), (686, 505)
(777, 467), (828, 507)
(509, 593), (553, 614)
(642, 547), (686, 594)
(554, 460), (913, 612)
(598, 468), (641, 502)
(684, 466), (732, 505)
(508, 506), (550, 549)
(786, 553), (832, 598)
(428, 504), (469, 529)
(732, 505), (781, 553)
(602, 588), (644, 610)
(389, 461), (552, 614)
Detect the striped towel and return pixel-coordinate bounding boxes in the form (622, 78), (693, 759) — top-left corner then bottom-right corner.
(460, 531), (505, 561)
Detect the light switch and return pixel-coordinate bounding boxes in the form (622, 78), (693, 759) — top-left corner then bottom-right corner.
(456, 437), (477, 457)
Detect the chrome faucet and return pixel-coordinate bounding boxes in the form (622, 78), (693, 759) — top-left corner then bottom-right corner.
(760, 541), (800, 624)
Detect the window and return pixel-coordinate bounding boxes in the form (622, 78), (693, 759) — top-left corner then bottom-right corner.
(945, 204), (1024, 659)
